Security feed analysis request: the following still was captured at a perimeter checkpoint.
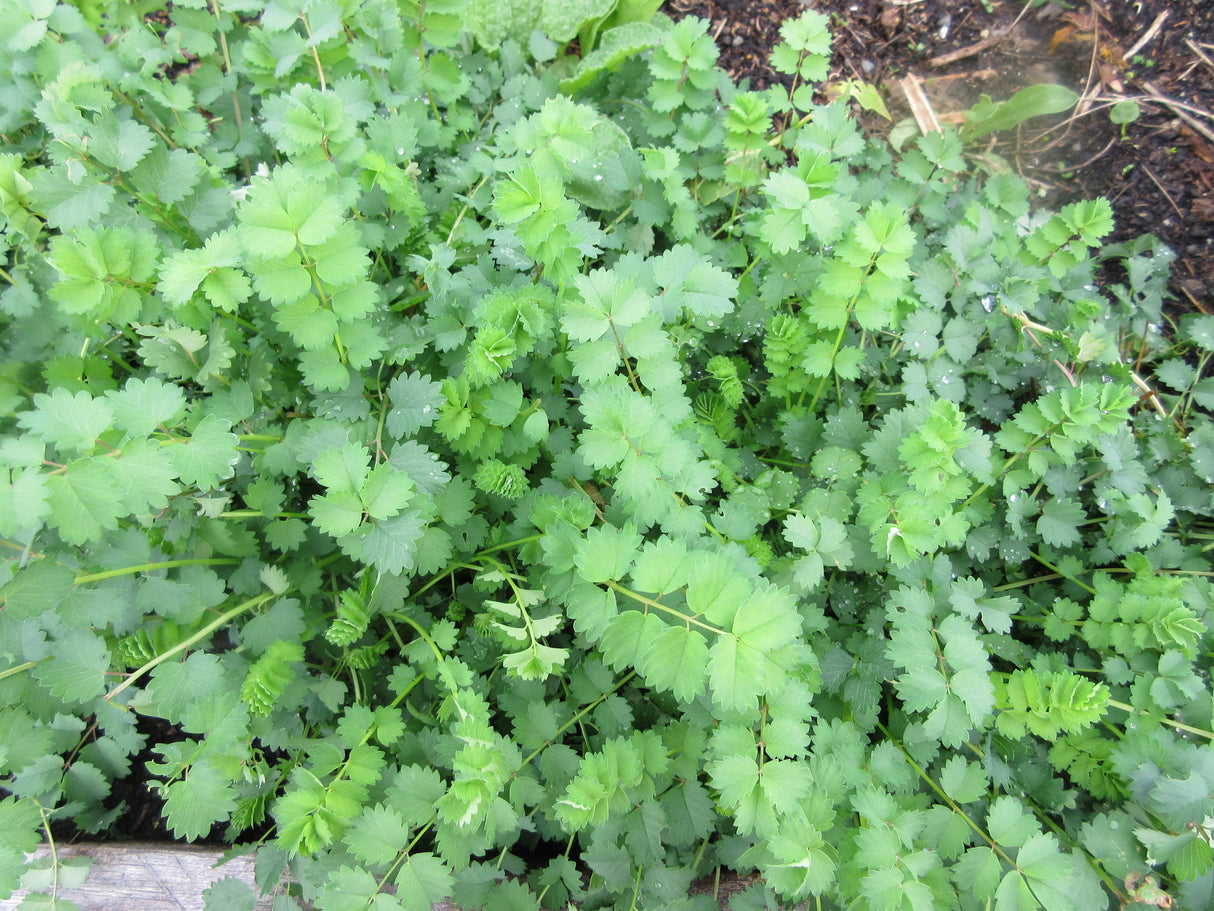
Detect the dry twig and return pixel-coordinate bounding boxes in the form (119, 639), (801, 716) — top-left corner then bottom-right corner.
(1141, 166), (1185, 220)
(1124, 10), (1168, 62)
(1187, 40), (1214, 74)
(928, 30), (1010, 68)
(1141, 81), (1214, 147)
(899, 74), (941, 134)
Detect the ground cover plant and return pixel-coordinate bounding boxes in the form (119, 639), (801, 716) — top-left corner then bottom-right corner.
(2, 1), (1214, 909)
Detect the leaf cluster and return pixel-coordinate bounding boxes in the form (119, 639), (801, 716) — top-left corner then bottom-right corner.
(2, 3), (1214, 911)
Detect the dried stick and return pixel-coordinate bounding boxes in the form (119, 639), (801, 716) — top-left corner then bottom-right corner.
(1125, 11), (1168, 61)
(1141, 166), (1185, 220)
(928, 30), (1009, 68)
(1186, 39), (1214, 76)
(1141, 81), (1214, 146)
(899, 74), (941, 134)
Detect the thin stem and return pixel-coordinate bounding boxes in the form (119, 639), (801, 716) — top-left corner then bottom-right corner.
(1029, 550), (1097, 595)
(519, 671), (637, 769)
(106, 591), (279, 701)
(37, 805), (63, 905)
(74, 558), (240, 584)
(300, 15), (328, 91)
(0, 660), (37, 682)
(605, 580), (728, 636)
(877, 721), (1011, 861)
(388, 611), (444, 664)
(1107, 698), (1214, 740)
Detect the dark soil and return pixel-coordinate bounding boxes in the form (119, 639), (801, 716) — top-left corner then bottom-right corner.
(666, 0), (1214, 317)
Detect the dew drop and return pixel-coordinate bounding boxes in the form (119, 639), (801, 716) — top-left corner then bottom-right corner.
(397, 147), (405, 156)
(422, 405), (432, 414)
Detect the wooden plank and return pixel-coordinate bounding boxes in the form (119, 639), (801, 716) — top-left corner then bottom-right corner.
(3, 843), (754, 910)
(1, 843), (281, 911)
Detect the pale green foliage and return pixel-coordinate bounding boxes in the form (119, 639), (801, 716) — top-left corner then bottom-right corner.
(1, 4), (1212, 911)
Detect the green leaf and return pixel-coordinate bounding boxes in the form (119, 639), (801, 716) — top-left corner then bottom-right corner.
(310, 489), (365, 537)
(111, 439), (180, 515)
(955, 847), (1003, 902)
(1036, 497), (1085, 546)
(345, 804), (411, 867)
(961, 84), (1078, 142)
(146, 653), (228, 723)
(939, 755), (988, 803)
(46, 458), (125, 544)
(162, 760), (239, 841)
(0, 796), (42, 898)
(172, 415), (240, 490)
(344, 510), (426, 576)
(19, 388), (113, 451)
(359, 463), (414, 520)
(88, 114), (156, 171)
(130, 146), (205, 207)
(541, 0), (613, 42)
(317, 866), (401, 911)
(239, 164), (345, 259)
(573, 523), (641, 584)
(386, 765), (449, 830)
(0, 466), (52, 537)
(386, 373), (443, 438)
(465, 0), (542, 50)
(987, 797), (1039, 849)
(639, 625), (708, 703)
(560, 22), (664, 93)
(394, 852), (454, 911)
(708, 634), (764, 713)
(29, 167), (117, 230)
(0, 558), (73, 620)
(562, 267), (650, 342)
(650, 244), (737, 321)
(106, 377), (187, 437)
(601, 610), (664, 672)
(733, 584), (799, 653)
(203, 877), (259, 911)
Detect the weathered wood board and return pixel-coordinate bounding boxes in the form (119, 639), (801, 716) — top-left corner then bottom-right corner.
(1, 843), (282, 911)
(2, 843), (754, 910)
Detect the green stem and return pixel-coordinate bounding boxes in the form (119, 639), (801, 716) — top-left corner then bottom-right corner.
(36, 805), (63, 905)
(75, 558), (240, 585)
(519, 671), (637, 769)
(605, 580), (727, 636)
(106, 591), (279, 701)
(0, 660), (37, 682)
(388, 611), (444, 664)
(1029, 550), (1096, 595)
(1106, 699), (1214, 740)
(877, 722), (1011, 862)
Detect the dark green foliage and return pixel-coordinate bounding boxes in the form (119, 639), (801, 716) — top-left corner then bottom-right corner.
(2, 4), (1213, 911)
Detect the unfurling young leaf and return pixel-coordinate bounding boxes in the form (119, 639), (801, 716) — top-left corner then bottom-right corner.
(240, 640), (305, 715)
